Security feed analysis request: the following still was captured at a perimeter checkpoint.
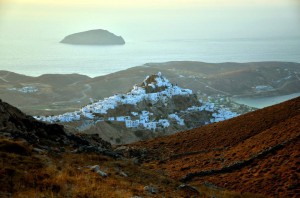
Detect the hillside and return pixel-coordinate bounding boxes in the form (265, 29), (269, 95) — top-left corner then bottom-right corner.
(0, 99), (202, 197)
(0, 99), (113, 152)
(0, 96), (298, 197)
(128, 97), (300, 197)
(0, 99), (259, 197)
(34, 73), (239, 144)
(0, 61), (299, 115)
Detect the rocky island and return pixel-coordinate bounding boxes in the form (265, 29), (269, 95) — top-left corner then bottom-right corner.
(60, 29), (125, 45)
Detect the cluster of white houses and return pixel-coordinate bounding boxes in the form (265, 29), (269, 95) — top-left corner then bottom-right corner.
(34, 73), (238, 131)
(35, 73), (192, 122)
(211, 108), (238, 122)
(125, 119), (170, 130)
(184, 102), (238, 123)
(106, 111), (170, 130)
(8, 86), (38, 93)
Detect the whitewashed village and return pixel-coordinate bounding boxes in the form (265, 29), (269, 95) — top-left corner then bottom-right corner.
(7, 86), (38, 93)
(34, 72), (238, 132)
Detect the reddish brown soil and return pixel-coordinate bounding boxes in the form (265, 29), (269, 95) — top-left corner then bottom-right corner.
(130, 97), (300, 197)
(0, 100), (201, 197)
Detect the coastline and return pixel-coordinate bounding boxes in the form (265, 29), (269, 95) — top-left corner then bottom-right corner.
(1, 36), (300, 77)
(1, 61), (300, 115)
(1, 60), (299, 78)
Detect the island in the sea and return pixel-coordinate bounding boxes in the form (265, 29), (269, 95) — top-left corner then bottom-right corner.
(60, 29), (125, 45)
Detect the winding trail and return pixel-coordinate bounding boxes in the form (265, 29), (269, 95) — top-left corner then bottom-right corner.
(0, 72), (10, 83)
(191, 77), (231, 96)
(52, 84), (92, 105)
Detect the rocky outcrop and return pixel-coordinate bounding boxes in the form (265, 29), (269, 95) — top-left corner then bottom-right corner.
(60, 29), (125, 45)
(0, 99), (116, 156)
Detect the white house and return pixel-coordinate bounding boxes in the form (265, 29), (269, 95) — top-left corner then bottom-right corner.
(158, 119), (170, 128)
(145, 122), (157, 130)
(131, 112), (139, 116)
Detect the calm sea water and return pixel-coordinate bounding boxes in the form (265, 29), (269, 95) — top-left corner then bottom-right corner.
(232, 92), (300, 108)
(0, 37), (300, 77)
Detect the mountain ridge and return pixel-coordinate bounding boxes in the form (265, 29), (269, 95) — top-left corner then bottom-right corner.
(1, 61), (299, 115)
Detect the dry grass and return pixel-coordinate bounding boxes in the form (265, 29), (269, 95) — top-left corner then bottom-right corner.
(0, 138), (201, 197)
(130, 97), (300, 197)
(0, 138), (31, 156)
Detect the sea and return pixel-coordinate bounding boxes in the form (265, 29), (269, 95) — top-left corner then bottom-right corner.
(0, 36), (300, 77)
(232, 92), (300, 109)
(1, 33), (300, 108)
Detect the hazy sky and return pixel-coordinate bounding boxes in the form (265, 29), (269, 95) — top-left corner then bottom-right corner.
(0, 0), (299, 40)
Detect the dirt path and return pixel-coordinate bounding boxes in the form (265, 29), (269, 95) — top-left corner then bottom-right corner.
(0, 72), (10, 82)
(52, 83), (91, 106)
(193, 78), (231, 95)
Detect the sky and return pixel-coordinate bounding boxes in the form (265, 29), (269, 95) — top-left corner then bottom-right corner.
(0, 0), (299, 41)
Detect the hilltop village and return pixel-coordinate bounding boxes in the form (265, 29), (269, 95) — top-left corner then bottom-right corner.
(35, 73), (238, 131)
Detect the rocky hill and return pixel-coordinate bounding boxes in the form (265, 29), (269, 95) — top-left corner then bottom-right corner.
(60, 29), (125, 45)
(34, 73), (238, 144)
(128, 96), (300, 197)
(0, 99), (113, 154)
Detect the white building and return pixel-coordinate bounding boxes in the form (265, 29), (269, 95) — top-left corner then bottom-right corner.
(125, 120), (140, 128)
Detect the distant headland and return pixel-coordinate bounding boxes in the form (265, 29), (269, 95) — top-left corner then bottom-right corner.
(60, 29), (125, 45)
